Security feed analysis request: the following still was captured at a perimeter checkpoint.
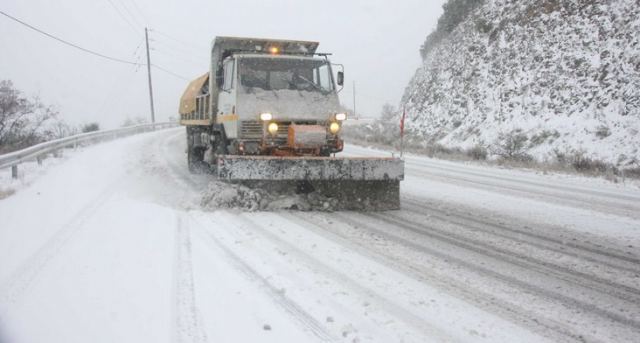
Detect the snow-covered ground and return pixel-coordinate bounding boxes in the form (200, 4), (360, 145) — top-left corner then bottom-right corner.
(1, 128), (640, 342)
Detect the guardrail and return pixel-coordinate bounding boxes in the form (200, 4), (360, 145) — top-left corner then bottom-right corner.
(0, 122), (179, 178)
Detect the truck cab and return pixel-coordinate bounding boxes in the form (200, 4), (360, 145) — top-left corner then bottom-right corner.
(180, 37), (346, 163)
(218, 53), (344, 156)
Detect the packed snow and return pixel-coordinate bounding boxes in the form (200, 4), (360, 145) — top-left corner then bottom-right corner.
(1, 129), (640, 342)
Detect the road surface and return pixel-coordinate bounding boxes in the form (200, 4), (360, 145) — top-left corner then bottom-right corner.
(1, 128), (639, 342)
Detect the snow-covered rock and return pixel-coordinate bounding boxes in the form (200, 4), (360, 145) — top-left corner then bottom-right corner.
(402, 0), (640, 166)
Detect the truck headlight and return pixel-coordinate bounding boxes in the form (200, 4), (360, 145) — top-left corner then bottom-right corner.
(335, 113), (347, 121)
(329, 122), (340, 134)
(267, 122), (279, 135)
(260, 112), (273, 121)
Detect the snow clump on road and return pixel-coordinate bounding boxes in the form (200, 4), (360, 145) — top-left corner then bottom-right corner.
(200, 181), (339, 212)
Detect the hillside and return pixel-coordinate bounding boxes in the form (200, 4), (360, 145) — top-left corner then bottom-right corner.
(401, 0), (640, 167)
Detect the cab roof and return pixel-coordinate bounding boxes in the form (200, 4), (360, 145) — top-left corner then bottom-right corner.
(212, 36), (319, 56)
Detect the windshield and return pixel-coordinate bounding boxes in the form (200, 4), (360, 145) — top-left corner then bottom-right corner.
(238, 57), (334, 93)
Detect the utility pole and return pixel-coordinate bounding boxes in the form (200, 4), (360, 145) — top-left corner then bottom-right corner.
(352, 81), (356, 120)
(144, 27), (156, 124)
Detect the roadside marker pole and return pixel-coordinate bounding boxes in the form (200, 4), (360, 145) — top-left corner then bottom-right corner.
(400, 107), (406, 157)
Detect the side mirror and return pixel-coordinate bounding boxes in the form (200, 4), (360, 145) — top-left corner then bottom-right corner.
(337, 71), (344, 86)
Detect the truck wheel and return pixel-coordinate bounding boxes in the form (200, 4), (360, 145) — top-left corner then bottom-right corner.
(188, 147), (206, 173)
(186, 126), (207, 173)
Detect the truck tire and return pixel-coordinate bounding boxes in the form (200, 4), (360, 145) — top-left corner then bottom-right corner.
(187, 147), (206, 173)
(186, 127), (206, 174)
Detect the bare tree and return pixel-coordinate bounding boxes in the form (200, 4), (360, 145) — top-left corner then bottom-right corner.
(46, 118), (75, 139)
(379, 103), (396, 122)
(0, 80), (57, 153)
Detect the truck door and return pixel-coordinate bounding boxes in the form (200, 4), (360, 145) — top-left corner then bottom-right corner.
(217, 58), (238, 138)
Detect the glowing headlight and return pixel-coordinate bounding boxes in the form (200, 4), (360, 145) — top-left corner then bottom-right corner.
(329, 122), (340, 134)
(335, 113), (347, 121)
(267, 122), (279, 135)
(260, 112), (273, 121)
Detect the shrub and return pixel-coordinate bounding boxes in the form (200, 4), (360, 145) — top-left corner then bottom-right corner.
(466, 144), (487, 160)
(622, 167), (640, 179)
(530, 130), (560, 147)
(81, 122), (100, 133)
(595, 125), (611, 139)
(492, 131), (529, 160)
(570, 152), (610, 173)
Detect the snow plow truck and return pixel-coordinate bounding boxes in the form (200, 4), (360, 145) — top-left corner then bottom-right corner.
(179, 37), (404, 210)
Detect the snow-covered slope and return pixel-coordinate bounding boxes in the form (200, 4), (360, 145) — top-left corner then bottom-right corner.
(402, 0), (640, 165)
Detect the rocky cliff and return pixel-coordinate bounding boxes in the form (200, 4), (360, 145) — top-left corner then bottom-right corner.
(402, 0), (640, 166)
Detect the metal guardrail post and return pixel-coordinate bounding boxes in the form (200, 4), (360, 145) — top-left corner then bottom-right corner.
(11, 165), (18, 179)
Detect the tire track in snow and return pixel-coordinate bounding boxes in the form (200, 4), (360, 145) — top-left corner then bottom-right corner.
(402, 197), (640, 271)
(405, 157), (640, 204)
(0, 186), (114, 308)
(288, 212), (606, 343)
(222, 213), (461, 343)
(331, 212), (640, 342)
(364, 212), (640, 321)
(189, 214), (338, 343)
(405, 165), (640, 220)
(379, 208), (640, 304)
(173, 215), (208, 343)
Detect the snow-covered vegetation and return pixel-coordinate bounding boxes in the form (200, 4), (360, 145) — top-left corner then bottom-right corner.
(401, 0), (640, 170)
(0, 80), (103, 153)
(0, 80), (61, 153)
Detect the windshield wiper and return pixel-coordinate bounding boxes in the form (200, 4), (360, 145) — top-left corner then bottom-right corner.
(297, 75), (324, 92)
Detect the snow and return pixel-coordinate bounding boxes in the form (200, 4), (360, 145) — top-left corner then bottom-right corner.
(2, 129), (640, 342)
(344, 144), (640, 246)
(402, 0), (640, 166)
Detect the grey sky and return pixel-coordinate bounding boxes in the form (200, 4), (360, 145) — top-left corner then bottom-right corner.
(1, 0), (444, 128)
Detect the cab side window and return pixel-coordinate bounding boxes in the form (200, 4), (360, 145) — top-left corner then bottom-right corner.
(223, 60), (235, 91)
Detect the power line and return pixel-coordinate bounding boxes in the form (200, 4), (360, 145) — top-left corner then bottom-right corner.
(0, 9), (142, 66)
(152, 64), (190, 81)
(0, 10), (192, 82)
(105, 0), (140, 33)
(115, 0), (144, 28)
(151, 35), (206, 56)
(129, 0), (150, 26)
(151, 46), (204, 64)
(151, 29), (207, 51)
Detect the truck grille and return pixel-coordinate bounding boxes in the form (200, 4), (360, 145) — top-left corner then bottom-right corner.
(240, 120), (322, 144)
(240, 121), (263, 139)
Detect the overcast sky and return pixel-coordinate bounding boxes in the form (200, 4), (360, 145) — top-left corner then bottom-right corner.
(1, 0), (444, 128)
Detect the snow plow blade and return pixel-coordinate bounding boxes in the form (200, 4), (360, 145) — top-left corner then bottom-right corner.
(216, 156), (404, 211)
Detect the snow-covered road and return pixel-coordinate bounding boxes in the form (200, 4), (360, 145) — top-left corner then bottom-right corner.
(1, 128), (639, 342)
